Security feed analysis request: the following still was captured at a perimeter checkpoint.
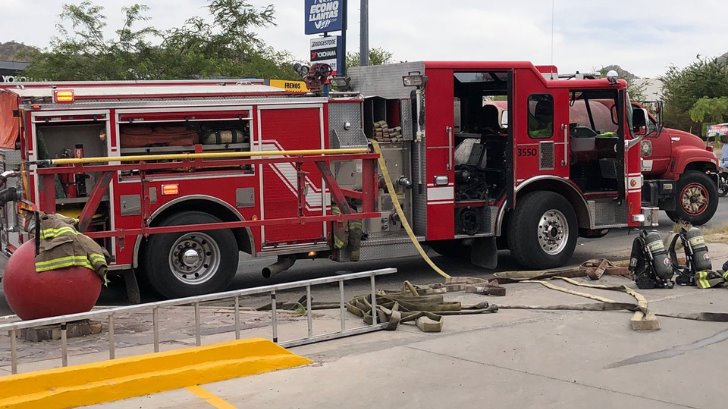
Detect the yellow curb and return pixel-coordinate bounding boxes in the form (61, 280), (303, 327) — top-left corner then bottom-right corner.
(0, 338), (312, 409)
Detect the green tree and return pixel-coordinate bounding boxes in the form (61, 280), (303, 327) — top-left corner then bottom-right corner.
(661, 55), (728, 133)
(24, 0), (297, 81)
(160, 0), (296, 79)
(346, 47), (394, 68)
(689, 97), (728, 123)
(24, 2), (161, 80)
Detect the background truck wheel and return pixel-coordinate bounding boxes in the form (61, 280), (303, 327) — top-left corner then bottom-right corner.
(143, 211), (239, 299)
(666, 171), (718, 226)
(507, 191), (577, 269)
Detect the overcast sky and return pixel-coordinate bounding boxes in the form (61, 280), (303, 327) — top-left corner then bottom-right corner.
(2, 0), (726, 78)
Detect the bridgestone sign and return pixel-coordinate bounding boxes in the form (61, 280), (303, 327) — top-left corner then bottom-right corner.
(310, 36), (341, 74)
(304, 0), (343, 35)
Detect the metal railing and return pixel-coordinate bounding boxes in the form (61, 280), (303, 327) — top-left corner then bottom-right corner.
(0, 268), (397, 375)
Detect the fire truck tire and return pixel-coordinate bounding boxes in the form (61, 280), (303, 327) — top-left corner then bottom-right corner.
(666, 171), (718, 226)
(507, 191), (577, 269)
(143, 211), (239, 299)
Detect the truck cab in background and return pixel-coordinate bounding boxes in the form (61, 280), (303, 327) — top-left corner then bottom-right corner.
(536, 69), (721, 226)
(638, 101), (720, 225)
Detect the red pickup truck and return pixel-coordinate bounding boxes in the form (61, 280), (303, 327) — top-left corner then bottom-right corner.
(638, 103), (719, 225)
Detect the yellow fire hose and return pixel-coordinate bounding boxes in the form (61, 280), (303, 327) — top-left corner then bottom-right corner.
(370, 139), (451, 280)
(46, 147), (370, 165)
(44, 140), (449, 279)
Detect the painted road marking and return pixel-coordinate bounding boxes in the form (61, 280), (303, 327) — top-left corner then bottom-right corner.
(187, 385), (237, 409)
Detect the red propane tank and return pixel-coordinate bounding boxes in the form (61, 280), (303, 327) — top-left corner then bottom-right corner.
(2, 240), (102, 320)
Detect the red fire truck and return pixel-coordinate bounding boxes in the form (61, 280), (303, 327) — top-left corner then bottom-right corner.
(0, 61), (657, 299)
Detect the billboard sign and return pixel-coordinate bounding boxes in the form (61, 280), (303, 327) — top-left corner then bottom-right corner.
(305, 0), (344, 35)
(310, 36), (342, 74)
(707, 123), (728, 137)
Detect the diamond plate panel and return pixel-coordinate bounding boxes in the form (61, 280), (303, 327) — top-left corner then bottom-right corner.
(358, 233), (422, 261)
(349, 62), (426, 100)
(400, 100), (413, 141)
(0, 149), (22, 170)
(329, 102), (367, 148)
(589, 199), (628, 227)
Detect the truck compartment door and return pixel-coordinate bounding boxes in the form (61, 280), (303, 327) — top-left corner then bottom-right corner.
(257, 106), (327, 247)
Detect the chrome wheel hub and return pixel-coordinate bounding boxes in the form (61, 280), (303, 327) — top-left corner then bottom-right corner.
(182, 249), (201, 267)
(169, 232), (220, 285)
(681, 183), (708, 215)
(537, 209), (569, 256)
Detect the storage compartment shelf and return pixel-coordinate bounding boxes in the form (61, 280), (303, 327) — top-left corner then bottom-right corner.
(120, 143), (250, 155)
(56, 196), (109, 205)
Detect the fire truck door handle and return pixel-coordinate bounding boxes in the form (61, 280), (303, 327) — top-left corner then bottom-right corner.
(446, 126), (453, 170)
(561, 124), (568, 166)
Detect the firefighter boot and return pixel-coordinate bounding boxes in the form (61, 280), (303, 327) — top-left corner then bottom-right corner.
(332, 205), (348, 250)
(348, 219), (363, 262)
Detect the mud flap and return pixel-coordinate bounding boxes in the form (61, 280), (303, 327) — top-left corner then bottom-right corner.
(470, 237), (497, 269)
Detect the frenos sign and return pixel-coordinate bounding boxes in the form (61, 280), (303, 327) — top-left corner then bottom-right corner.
(305, 0), (344, 35)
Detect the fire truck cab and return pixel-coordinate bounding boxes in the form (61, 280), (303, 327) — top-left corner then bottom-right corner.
(346, 61), (655, 269)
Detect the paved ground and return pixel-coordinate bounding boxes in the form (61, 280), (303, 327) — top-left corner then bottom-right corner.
(41, 243), (728, 409)
(2, 203), (728, 408)
(2, 281), (727, 409)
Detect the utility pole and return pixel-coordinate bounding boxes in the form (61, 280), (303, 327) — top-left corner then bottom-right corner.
(360, 0), (369, 66)
(340, 0), (348, 76)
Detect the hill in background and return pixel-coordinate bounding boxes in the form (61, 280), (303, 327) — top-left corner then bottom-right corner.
(0, 41), (37, 62)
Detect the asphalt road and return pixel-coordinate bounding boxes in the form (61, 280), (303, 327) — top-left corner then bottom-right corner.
(2, 196), (728, 315)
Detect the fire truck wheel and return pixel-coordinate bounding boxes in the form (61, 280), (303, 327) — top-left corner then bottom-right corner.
(666, 171), (718, 226)
(507, 191), (577, 269)
(143, 211), (239, 299)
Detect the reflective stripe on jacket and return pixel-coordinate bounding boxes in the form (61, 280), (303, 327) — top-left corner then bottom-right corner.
(35, 212), (109, 280)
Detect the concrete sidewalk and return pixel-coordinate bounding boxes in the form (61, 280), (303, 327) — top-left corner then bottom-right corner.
(78, 244), (728, 409)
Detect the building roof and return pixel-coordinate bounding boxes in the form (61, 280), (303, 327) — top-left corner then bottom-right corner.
(632, 78), (664, 100)
(0, 60), (30, 70)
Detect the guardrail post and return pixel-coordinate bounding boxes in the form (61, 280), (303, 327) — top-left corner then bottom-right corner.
(10, 329), (17, 374)
(370, 275), (378, 325)
(194, 302), (201, 346)
(109, 314), (115, 359)
(234, 296), (241, 340)
(271, 290), (278, 343)
(61, 323), (68, 367)
(339, 280), (346, 332)
(306, 285), (313, 337)
(153, 307), (159, 353)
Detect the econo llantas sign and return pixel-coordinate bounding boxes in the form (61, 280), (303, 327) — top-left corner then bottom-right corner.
(305, 0), (344, 34)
